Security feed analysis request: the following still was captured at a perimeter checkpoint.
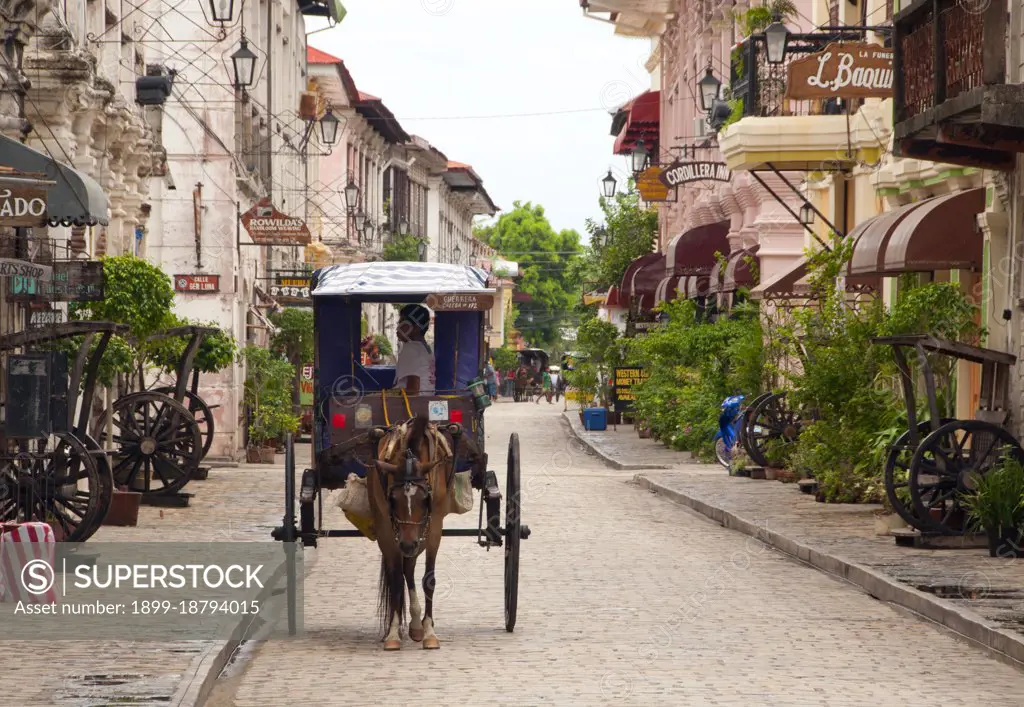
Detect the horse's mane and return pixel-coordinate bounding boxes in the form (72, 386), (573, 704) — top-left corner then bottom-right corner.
(407, 415), (429, 457)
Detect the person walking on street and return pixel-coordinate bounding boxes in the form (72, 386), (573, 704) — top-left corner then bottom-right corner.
(505, 367), (515, 397)
(484, 361), (498, 401)
(536, 368), (553, 404)
(550, 367), (561, 402)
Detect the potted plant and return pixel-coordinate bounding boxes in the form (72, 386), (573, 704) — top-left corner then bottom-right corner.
(243, 346), (300, 464)
(103, 485), (142, 527)
(762, 437), (795, 478)
(963, 456), (1024, 557)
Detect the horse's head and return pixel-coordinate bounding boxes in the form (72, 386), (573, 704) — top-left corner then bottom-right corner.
(374, 417), (447, 557)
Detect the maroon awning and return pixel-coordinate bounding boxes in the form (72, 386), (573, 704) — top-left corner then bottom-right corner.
(666, 221), (730, 275)
(655, 273), (682, 304)
(720, 246), (760, 293)
(683, 274), (711, 299)
(611, 90), (660, 155)
(619, 252), (661, 300)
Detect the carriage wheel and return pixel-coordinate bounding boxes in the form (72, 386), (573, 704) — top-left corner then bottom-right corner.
(504, 432), (521, 633)
(77, 432), (115, 537)
(744, 393), (802, 468)
(105, 392), (202, 495)
(884, 419), (952, 529)
(738, 393), (771, 460)
(153, 388), (215, 461)
(908, 420), (1023, 535)
(0, 433), (105, 542)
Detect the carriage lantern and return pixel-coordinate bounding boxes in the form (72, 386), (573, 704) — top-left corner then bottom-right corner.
(468, 377), (492, 411)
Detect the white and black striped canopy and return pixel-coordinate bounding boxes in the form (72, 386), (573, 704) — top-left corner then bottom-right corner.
(312, 262), (495, 298)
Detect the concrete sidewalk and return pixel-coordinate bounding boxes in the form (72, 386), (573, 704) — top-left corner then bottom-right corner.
(563, 411), (1024, 668)
(2, 454), (295, 707)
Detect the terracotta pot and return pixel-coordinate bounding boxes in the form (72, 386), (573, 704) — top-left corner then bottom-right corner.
(764, 467), (780, 481)
(246, 446), (277, 464)
(638, 426), (652, 439)
(102, 489), (141, 527)
(776, 470), (797, 483)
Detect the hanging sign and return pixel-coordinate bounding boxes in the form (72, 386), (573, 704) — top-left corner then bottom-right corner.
(174, 274), (220, 293)
(0, 258), (51, 280)
(0, 186), (48, 226)
(299, 364), (314, 407)
(658, 161), (731, 188)
(612, 366), (650, 414)
(7, 260), (103, 302)
(270, 273), (312, 305)
(785, 42), (893, 100)
(240, 197), (312, 246)
(427, 293), (495, 311)
(637, 166), (671, 202)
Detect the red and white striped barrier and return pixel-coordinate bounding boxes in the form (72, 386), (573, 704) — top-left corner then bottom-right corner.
(0, 523), (58, 604)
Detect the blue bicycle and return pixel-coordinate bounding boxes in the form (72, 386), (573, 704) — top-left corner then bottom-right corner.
(713, 394), (746, 468)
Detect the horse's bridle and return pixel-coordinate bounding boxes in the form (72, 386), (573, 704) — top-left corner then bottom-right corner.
(386, 449), (433, 554)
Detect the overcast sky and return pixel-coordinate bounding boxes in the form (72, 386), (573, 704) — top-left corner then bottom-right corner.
(308, 0), (653, 243)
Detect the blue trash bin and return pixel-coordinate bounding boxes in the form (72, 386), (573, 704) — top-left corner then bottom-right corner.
(582, 407), (607, 431)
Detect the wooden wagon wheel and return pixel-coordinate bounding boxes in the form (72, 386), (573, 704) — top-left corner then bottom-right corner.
(152, 387), (216, 460)
(738, 393), (772, 460)
(908, 420), (1023, 535)
(104, 392), (202, 495)
(883, 419), (952, 529)
(744, 393), (802, 468)
(504, 432), (521, 633)
(0, 433), (105, 542)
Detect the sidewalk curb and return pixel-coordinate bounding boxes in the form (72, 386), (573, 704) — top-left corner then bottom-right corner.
(172, 637), (237, 706)
(560, 412), (673, 470)
(633, 473), (1024, 668)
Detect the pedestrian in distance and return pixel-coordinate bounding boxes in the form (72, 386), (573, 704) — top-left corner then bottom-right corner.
(536, 368), (553, 404)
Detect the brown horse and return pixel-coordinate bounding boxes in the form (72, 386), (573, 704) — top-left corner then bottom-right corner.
(368, 415), (454, 650)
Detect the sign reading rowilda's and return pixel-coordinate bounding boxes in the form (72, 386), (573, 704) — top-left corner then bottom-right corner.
(785, 42), (893, 100)
(240, 197), (312, 246)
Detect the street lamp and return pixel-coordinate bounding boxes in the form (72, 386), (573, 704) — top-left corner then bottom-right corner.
(765, 17), (790, 65)
(698, 66), (721, 112)
(362, 218), (375, 244)
(799, 203), (815, 225)
(601, 170), (617, 198)
(318, 108), (340, 146)
(343, 178), (360, 213)
(417, 239), (427, 261)
(453, 244), (462, 263)
(354, 210), (366, 232)
(399, 219), (410, 236)
(630, 139), (649, 174)
(209, 0), (235, 23)
(231, 37), (257, 90)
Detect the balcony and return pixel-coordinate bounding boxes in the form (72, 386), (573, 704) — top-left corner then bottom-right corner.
(719, 33), (883, 172)
(893, 0), (1024, 170)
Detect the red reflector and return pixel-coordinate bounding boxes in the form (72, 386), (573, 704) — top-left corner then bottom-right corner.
(332, 413), (346, 428)
(450, 409), (463, 423)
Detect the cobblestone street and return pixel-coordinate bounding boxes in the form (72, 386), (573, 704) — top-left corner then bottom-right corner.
(205, 401), (1024, 706)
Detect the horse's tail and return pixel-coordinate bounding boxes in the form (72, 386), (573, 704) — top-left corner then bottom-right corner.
(377, 554), (406, 637)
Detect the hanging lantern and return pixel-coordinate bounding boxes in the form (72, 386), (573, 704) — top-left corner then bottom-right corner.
(764, 18), (790, 65)
(209, 0), (234, 23)
(344, 178), (360, 212)
(698, 67), (721, 112)
(231, 37), (257, 89)
(601, 170), (617, 198)
(319, 108), (340, 145)
(630, 140), (649, 173)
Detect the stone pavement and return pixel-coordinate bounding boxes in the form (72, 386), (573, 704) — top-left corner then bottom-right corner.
(1, 454), (293, 707)
(563, 411), (1024, 667)
(204, 401), (1023, 706)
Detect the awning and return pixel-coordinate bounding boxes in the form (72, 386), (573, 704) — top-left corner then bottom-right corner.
(619, 251), (661, 301)
(605, 285), (622, 308)
(721, 245), (759, 293)
(753, 256), (884, 300)
(655, 273), (682, 303)
(627, 253), (665, 312)
(0, 134), (108, 227)
(848, 188), (985, 276)
(684, 274), (711, 299)
(666, 220), (730, 274)
(612, 90), (659, 155)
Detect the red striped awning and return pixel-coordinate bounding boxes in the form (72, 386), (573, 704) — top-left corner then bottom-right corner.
(612, 90), (660, 156)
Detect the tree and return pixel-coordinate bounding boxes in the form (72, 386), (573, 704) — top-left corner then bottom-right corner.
(491, 347), (518, 371)
(270, 307), (314, 413)
(585, 181), (657, 291)
(475, 201), (583, 349)
(382, 233), (427, 262)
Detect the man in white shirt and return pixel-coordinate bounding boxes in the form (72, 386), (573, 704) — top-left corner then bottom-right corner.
(394, 304), (436, 396)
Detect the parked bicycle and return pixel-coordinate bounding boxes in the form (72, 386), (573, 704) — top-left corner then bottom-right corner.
(714, 394), (745, 468)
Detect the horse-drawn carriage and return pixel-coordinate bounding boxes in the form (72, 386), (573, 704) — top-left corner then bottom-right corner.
(514, 348), (548, 402)
(272, 262), (531, 647)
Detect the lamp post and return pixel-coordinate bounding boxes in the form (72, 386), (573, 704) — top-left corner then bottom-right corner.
(601, 169), (617, 199)
(231, 36), (257, 90)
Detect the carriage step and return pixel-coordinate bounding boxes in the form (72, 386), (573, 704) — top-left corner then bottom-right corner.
(891, 529), (988, 549)
(140, 492), (194, 508)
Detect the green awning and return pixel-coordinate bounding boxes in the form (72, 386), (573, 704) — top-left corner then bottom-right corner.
(299, 0), (345, 23)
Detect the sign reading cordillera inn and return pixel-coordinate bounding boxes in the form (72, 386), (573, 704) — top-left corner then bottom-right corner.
(785, 42), (893, 100)
(658, 161), (731, 188)
(240, 197), (312, 246)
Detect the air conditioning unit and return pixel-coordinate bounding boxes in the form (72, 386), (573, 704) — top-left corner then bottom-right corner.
(693, 115), (707, 138)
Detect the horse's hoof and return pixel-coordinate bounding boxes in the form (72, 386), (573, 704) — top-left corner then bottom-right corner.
(409, 628), (424, 642)
(422, 636), (440, 649)
(383, 639), (402, 651)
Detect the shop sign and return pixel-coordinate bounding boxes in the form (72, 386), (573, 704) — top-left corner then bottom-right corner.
(785, 42), (893, 100)
(174, 274), (220, 293)
(0, 186), (48, 227)
(28, 309), (63, 327)
(658, 161), (731, 188)
(7, 260), (103, 302)
(300, 364), (313, 407)
(637, 166), (671, 202)
(270, 274), (312, 304)
(427, 293), (494, 311)
(240, 197), (312, 246)
(611, 366), (650, 414)
(0, 258), (52, 280)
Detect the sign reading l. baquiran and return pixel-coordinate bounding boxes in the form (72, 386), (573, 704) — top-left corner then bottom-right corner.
(240, 197), (312, 246)
(658, 161), (731, 188)
(785, 42), (893, 100)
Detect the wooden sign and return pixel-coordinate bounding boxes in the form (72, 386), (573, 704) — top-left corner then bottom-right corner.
(11, 260), (103, 301)
(658, 161), (731, 188)
(270, 274), (312, 305)
(427, 293), (494, 311)
(174, 274), (220, 293)
(0, 258), (52, 280)
(785, 42), (893, 100)
(637, 166), (671, 202)
(28, 309), (63, 327)
(0, 186), (48, 226)
(612, 366), (650, 413)
(240, 197), (312, 246)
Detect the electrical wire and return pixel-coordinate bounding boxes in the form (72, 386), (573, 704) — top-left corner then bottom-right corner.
(400, 107), (614, 121)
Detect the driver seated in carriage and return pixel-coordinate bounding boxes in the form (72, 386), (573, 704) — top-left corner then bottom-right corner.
(394, 304), (436, 396)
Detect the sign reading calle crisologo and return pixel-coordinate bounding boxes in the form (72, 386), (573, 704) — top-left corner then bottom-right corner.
(785, 42), (893, 100)
(0, 186), (47, 227)
(240, 197), (312, 246)
(658, 161), (732, 188)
